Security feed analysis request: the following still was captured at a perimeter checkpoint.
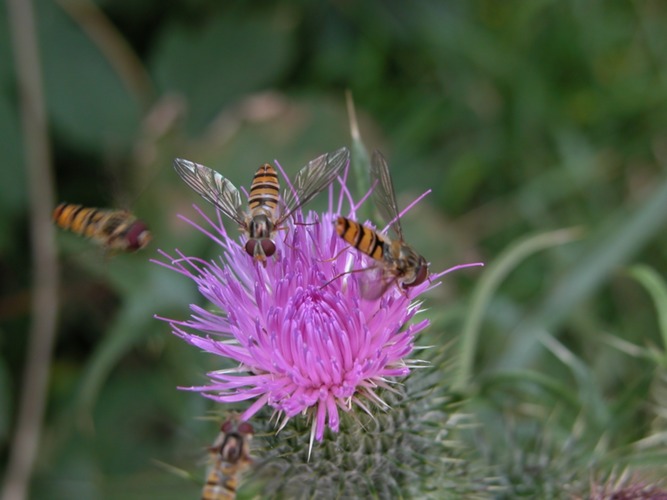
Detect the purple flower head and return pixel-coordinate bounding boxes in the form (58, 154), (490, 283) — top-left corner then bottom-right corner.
(155, 156), (481, 446)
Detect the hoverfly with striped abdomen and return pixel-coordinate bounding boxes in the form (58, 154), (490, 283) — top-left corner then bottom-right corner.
(173, 147), (349, 265)
(52, 203), (152, 252)
(202, 419), (254, 500)
(336, 149), (428, 299)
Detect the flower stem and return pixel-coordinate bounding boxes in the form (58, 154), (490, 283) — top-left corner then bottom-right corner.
(1, 0), (59, 498)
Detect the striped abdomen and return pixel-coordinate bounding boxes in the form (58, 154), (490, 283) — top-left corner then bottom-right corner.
(52, 203), (151, 252)
(53, 203), (107, 238)
(335, 216), (386, 261)
(202, 420), (253, 500)
(247, 164), (279, 214)
(201, 461), (239, 500)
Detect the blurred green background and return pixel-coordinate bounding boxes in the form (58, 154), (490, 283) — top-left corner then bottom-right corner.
(3, 0), (667, 498)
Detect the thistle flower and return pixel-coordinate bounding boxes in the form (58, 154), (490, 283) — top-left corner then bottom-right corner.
(155, 158), (480, 450)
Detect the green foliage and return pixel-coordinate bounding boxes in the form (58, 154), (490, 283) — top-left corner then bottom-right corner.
(151, 4), (294, 134)
(37, 0), (142, 150)
(4, 0), (667, 497)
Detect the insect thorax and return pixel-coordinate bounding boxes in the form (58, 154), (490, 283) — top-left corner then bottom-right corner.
(248, 212), (275, 239)
(388, 241), (427, 284)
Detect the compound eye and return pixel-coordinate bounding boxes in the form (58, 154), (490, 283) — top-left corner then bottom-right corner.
(127, 221), (151, 251)
(245, 239), (258, 257)
(261, 239), (276, 257)
(221, 420), (234, 433)
(412, 262), (429, 287)
(237, 422), (254, 435)
(404, 259), (429, 289)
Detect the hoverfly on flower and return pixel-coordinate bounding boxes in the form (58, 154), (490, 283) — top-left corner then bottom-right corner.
(336, 150), (429, 298)
(202, 419), (254, 500)
(52, 203), (152, 252)
(173, 147), (350, 265)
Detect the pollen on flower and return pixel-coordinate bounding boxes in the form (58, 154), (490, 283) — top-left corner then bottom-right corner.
(154, 158), (480, 444)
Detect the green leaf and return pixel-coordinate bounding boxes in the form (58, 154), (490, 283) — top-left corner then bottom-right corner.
(74, 263), (194, 420)
(37, 0), (142, 150)
(151, 8), (292, 134)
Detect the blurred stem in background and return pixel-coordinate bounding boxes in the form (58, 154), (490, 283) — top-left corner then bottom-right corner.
(1, 0), (59, 498)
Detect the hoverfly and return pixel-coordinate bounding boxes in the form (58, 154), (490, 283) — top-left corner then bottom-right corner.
(173, 147), (350, 265)
(336, 150), (428, 298)
(52, 203), (152, 252)
(202, 419), (254, 500)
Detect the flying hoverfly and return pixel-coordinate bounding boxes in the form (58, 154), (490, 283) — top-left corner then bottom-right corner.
(173, 147), (350, 265)
(52, 203), (152, 252)
(336, 149), (428, 299)
(202, 419), (254, 500)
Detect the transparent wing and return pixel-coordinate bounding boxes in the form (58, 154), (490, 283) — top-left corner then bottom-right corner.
(370, 149), (403, 240)
(279, 146), (350, 222)
(359, 266), (395, 300)
(173, 158), (247, 227)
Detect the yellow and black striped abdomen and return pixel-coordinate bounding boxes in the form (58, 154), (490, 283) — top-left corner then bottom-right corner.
(201, 461), (238, 500)
(202, 421), (253, 500)
(336, 216), (385, 261)
(52, 203), (107, 238)
(247, 164), (279, 213)
(52, 203), (151, 252)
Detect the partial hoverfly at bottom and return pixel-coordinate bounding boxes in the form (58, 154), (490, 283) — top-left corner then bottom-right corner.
(52, 203), (152, 253)
(173, 146), (350, 265)
(335, 150), (428, 299)
(202, 419), (254, 500)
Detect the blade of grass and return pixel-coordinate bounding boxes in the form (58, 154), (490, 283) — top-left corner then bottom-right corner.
(498, 173), (667, 371)
(345, 90), (371, 209)
(478, 369), (582, 410)
(626, 264), (667, 356)
(453, 227), (583, 390)
(540, 333), (609, 427)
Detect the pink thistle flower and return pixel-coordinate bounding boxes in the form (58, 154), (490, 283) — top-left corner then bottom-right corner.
(155, 157), (481, 447)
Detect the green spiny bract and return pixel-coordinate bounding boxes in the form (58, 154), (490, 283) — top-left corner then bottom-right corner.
(251, 366), (491, 499)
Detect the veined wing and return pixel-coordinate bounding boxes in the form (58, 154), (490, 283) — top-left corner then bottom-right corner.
(279, 146), (350, 221)
(173, 158), (246, 227)
(370, 149), (404, 241)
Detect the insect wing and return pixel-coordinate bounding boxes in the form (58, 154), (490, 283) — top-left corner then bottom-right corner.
(358, 265), (395, 300)
(173, 158), (246, 227)
(370, 149), (404, 241)
(279, 146), (350, 222)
